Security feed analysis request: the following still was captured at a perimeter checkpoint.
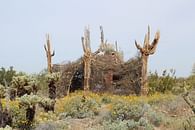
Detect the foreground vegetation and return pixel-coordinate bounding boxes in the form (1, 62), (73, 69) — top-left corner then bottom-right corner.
(1, 91), (195, 130)
(1, 67), (195, 130)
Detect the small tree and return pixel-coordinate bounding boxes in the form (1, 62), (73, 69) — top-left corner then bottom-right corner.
(135, 26), (160, 95)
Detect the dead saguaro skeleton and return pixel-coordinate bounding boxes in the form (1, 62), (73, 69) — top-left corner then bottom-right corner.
(135, 26), (160, 95)
(82, 27), (92, 93)
(44, 34), (55, 73)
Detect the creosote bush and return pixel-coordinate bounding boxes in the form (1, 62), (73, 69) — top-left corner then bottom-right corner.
(148, 70), (177, 94)
(56, 94), (100, 119)
(110, 101), (145, 121)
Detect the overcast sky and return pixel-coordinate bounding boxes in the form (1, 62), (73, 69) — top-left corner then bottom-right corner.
(0, 0), (195, 77)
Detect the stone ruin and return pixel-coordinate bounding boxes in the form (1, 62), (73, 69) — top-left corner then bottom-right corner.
(53, 46), (142, 97)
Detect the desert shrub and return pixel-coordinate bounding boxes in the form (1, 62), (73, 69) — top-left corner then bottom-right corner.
(0, 67), (16, 87)
(102, 120), (129, 130)
(11, 94), (41, 129)
(186, 75), (195, 89)
(57, 95), (100, 119)
(138, 117), (154, 130)
(101, 96), (112, 104)
(35, 111), (58, 124)
(109, 99), (162, 129)
(148, 70), (177, 94)
(11, 106), (27, 129)
(102, 118), (154, 130)
(11, 75), (38, 98)
(2, 99), (27, 129)
(146, 109), (163, 127)
(45, 72), (61, 84)
(34, 120), (68, 130)
(0, 84), (6, 98)
(18, 94), (41, 109)
(0, 125), (12, 130)
(183, 116), (195, 130)
(34, 69), (48, 97)
(110, 100), (145, 121)
(34, 123), (56, 130)
(126, 120), (139, 129)
(39, 98), (55, 112)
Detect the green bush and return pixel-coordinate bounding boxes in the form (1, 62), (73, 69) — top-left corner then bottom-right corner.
(186, 75), (195, 89)
(102, 118), (154, 130)
(146, 109), (163, 127)
(0, 125), (12, 130)
(110, 100), (144, 121)
(0, 84), (6, 98)
(0, 67), (16, 87)
(45, 72), (61, 83)
(11, 75), (38, 97)
(34, 120), (68, 130)
(39, 98), (55, 112)
(183, 116), (195, 130)
(63, 96), (100, 119)
(18, 94), (41, 109)
(10, 106), (27, 129)
(101, 96), (112, 104)
(148, 70), (177, 94)
(8, 94), (46, 129)
(102, 120), (129, 130)
(35, 70), (48, 97)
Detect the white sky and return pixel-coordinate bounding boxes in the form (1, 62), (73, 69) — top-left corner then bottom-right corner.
(0, 0), (195, 77)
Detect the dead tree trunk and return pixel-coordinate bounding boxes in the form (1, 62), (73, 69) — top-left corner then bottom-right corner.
(44, 34), (55, 74)
(44, 35), (56, 111)
(48, 80), (56, 100)
(26, 106), (35, 126)
(82, 27), (92, 94)
(135, 26), (160, 95)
